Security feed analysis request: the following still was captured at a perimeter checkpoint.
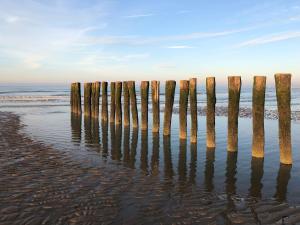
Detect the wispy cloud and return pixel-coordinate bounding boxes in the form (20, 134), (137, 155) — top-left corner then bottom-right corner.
(166, 45), (193, 49)
(124, 14), (154, 19)
(235, 31), (300, 48)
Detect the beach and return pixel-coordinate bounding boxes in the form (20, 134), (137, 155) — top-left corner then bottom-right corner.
(1, 111), (300, 224)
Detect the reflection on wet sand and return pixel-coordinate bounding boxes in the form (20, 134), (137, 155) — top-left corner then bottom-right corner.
(140, 130), (149, 174)
(123, 126), (130, 165)
(226, 152), (238, 195)
(130, 128), (138, 169)
(249, 157), (264, 198)
(204, 148), (215, 192)
(178, 140), (187, 187)
(114, 124), (122, 161)
(274, 164), (292, 202)
(101, 121), (108, 157)
(163, 136), (173, 180)
(151, 132), (159, 176)
(71, 114), (294, 204)
(189, 143), (197, 184)
(84, 116), (92, 145)
(71, 113), (81, 144)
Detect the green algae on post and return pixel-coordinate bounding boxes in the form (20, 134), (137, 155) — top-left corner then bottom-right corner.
(227, 76), (241, 152)
(189, 78), (197, 143)
(179, 80), (189, 139)
(110, 82), (116, 123)
(101, 82), (108, 122)
(252, 76), (266, 158)
(151, 81), (160, 133)
(128, 81), (139, 128)
(163, 80), (176, 136)
(84, 82), (92, 117)
(123, 81), (130, 127)
(141, 81), (149, 130)
(115, 81), (122, 125)
(275, 73), (292, 165)
(206, 77), (216, 148)
(91, 81), (100, 118)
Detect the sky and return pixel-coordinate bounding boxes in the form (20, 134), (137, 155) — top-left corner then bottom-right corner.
(0, 0), (300, 86)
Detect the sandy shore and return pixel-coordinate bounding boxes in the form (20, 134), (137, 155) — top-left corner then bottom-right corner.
(1, 111), (300, 224)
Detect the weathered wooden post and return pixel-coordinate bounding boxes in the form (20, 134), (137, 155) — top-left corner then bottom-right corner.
(252, 76), (266, 158)
(110, 82), (116, 123)
(227, 76), (241, 152)
(179, 80), (189, 139)
(163, 80), (176, 136)
(71, 82), (81, 114)
(189, 78), (197, 143)
(101, 82), (108, 122)
(206, 77), (216, 148)
(91, 81), (100, 118)
(141, 81), (149, 130)
(151, 81), (160, 133)
(115, 81), (122, 125)
(84, 82), (92, 117)
(123, 81), (130, 126)
(128, 81), (139, 128)
(275, 74), (292, 165)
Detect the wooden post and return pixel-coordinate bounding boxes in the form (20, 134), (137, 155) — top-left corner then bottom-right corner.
(189, 78), (197, 143)
(71, 82), (81, 114)
(252, 76), (266, 158)
(141, 81), (149, 130)
(206, 77), (216, 148)
(91, 81), (100, 118)
(115, 81), (122, 125)
(151, 81), (160, 133)
(179, 80), (189, 139)
(275, 74), (292, 165)
(84, 82), (92, 117)
(71, 83), (74, 112)
(123, 81), (130, 127)
(227, 76), (241, 152)
(163, 80), (176, 136)
(110, 82), (116, 123)
(128, 81), (139, 128)
(101, 82), (108, 122)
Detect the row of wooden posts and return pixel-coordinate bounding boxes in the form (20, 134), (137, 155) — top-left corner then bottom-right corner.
(71, 73), (292, 165)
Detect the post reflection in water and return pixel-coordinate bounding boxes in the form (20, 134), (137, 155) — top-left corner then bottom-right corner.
(101, 121), (108, 158)
(123, 126), (130, 165)
(178, 139), (187, 187)
(130, 128), (138, 169)
(249, 157), (264, 199)
(91, 118), (100, 148)
(163, 136), (174, 180)
(71, 113), (82, 144)
(140, 130), (149, 174)
(274, 164), (292, 202)
(151, 132), (160, 176)
(84, 116), (92, 145)
(114, 124), (122, 161)
(189, 143), (197, 185)
(225, 152), (238, 195)
(204, 148), (215, 192)
(110, 123), (116, 160)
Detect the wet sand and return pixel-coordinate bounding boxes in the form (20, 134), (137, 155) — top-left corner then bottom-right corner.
(1, 111), (300, 225)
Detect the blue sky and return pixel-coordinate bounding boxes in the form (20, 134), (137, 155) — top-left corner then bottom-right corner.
(0, 0), (300, 85)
